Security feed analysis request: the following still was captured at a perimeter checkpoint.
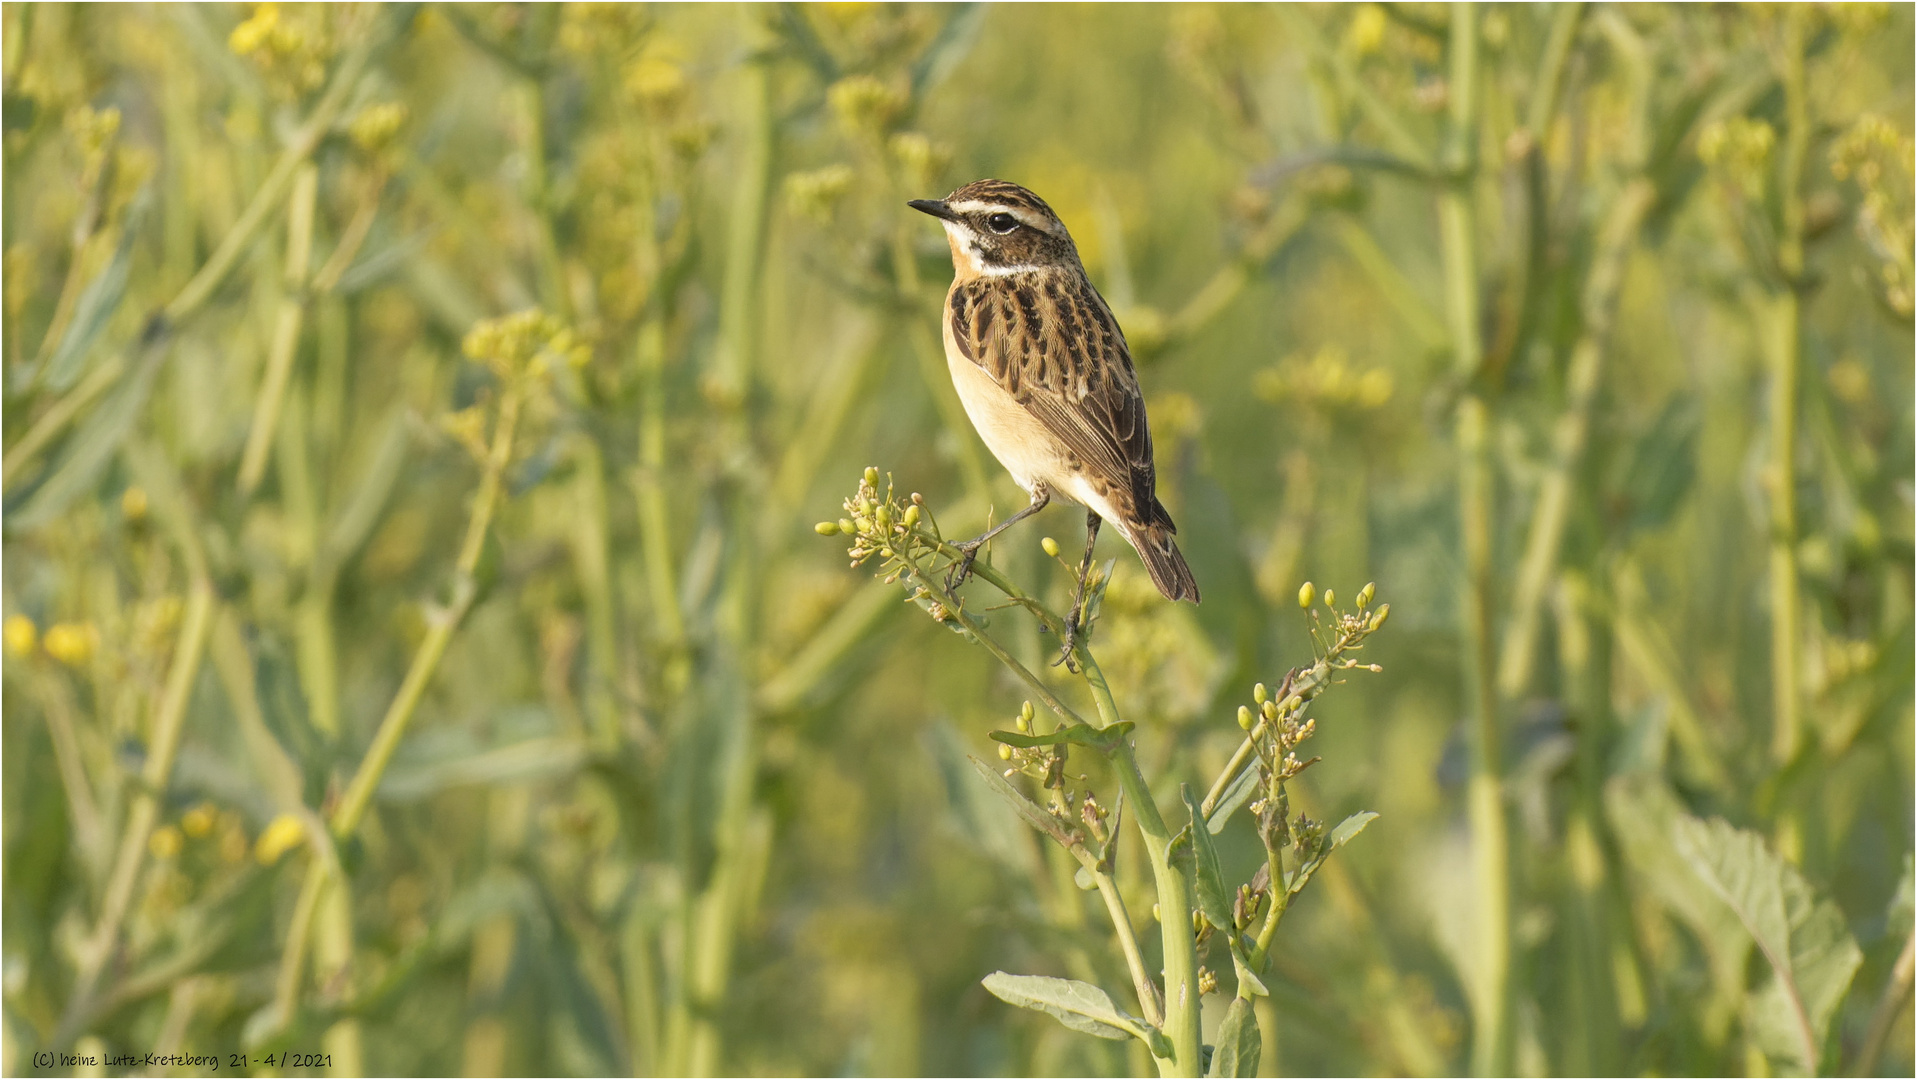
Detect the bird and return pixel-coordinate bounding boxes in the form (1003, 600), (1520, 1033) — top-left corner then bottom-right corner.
(909, 179), (1198, 663)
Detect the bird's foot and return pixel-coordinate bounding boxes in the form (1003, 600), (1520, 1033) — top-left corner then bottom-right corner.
(945, 541), (982, 594)
(1051, 609), (1082, 672)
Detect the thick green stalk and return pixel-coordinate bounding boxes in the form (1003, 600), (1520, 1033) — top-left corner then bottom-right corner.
(1438, 7), (1511, 1076)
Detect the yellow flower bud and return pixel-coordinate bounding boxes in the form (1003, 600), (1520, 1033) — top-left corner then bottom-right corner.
(1297, 582), (1315, 609)
(863, 466), (880, 487)
(121, 486), (149, 522)
(839, 519), (855, 534)
(902, 505), (920, 528)
(43, 622), (97, 667)
(1238, 705), (1254, 730)
(1253, 682), (1268, 703)
(1021, 700), (1035, 723)
(148, 826), (184, 860)
(815, 521), (840, 535)
(254, 813), (307, 865)
(1041, 536), (1061, 558)
(1151, 903), (1162, 923)
(997, 743), (1013, 761)
(3, 615), (37, 658)
(1369, 604), (1391, 631)
(1324, 588), (1336, 608)
(181, 802), (217, 838)
(1359, 582), (1376, 608)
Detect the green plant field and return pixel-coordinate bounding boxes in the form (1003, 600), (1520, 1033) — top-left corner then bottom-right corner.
(1, 4), (1911, 1076)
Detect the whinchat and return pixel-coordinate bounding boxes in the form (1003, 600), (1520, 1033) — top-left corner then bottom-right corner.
(911, 179), (1199, 658)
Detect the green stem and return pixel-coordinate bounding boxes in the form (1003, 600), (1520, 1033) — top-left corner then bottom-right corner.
(1498, 178), (1655, 700)
(56, 578), (215, 1044)
(330, 387), (522, 839)
(236, 161), (319, 497)
(1766, 8), (1808, 765)
(1439, 7), (1511, 1077)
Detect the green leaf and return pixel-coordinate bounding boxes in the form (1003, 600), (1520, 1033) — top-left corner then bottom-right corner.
(1206, 766), (1260, 835)
(981, 971), (1150, 1043)
(989, 720), (1134, 753)
(1285, 811), (1377, 896)
(967, 756), (1078, 847)
(12, 336), (165, 529)
(1327, 810), (1378, 850)
(43, 209), (140, 391)
(1673, 814), (1863, 1076)
(1182, 784), (1233, 932)
(1207, 997), (1261, 1077)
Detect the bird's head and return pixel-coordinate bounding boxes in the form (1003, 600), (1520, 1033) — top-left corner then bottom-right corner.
(909, 179), (1080, 278)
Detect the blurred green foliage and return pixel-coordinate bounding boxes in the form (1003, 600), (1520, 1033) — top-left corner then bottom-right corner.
(1, 3), (1911, 1076)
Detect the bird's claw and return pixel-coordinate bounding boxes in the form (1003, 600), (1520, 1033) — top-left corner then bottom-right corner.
(1051, 610), (1082, 671)
(945, 542), (982, 593)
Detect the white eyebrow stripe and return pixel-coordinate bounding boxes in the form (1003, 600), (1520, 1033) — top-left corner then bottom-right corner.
(948, 201), (1061, 237)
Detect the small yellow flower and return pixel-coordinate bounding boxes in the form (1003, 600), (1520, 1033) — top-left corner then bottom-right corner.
(3, 615), (37, 658)
(254, 813), (306, 865)
(828, 75), (906, 135)
(148, 826), (184, 860)
(1345, 4), (1387, 57)
(181, 802), (218, 838)
(624, 56), (687, 109)
(43, 622), (98, 667)
(348, 102), (408, 154)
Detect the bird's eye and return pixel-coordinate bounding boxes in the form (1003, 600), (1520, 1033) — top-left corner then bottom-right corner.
(986, 212), (1019, 234)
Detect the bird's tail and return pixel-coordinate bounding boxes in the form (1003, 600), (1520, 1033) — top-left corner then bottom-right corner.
(1128, 522), (1200, 603)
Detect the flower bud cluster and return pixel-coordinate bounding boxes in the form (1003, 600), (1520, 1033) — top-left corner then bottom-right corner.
(818, 469), (957, 622)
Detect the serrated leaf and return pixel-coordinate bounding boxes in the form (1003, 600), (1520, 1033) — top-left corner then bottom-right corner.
(967, 756), (1077, 847)
(981, 972), (1144, 1042)
(1674, 815), (1863, 1075)
(1207, 997), (1261, 1077)
(1206, 766), (1260, 835)
(1182, 784), (1233, 932)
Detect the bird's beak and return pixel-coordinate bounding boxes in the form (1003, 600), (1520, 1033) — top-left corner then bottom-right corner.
(907, 198), (960, 222)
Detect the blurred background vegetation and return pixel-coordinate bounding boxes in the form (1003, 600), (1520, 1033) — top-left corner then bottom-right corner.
(1, 3), (1911, 1076)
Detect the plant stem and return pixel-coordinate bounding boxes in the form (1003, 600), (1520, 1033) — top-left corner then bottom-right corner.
(1498, 177), (1654, 699)
(56, 577), (215, 1044)
(330, 387), (522, 839)
(237, 161), (318, 497)
(1766, 8), (1808, 766)
(1089, 865), (1163, 1029)
(1850, 930), (1915, 1077)
(1438, 7), (1511, 1076)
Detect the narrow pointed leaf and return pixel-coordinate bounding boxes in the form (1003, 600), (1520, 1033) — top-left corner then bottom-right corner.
(1183, 784), (1233, 932)
(1206, 765), (1260, 834)
(967, 756), (1078, 847)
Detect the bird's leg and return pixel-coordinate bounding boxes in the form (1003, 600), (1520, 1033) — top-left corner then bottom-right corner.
(1054, 511), (1102, 670)
(947, 484), (1050, 593)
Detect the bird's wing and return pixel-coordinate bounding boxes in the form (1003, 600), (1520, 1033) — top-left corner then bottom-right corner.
(950, 272), (1167, 528)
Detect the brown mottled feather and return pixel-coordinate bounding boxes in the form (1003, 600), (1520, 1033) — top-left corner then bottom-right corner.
(948, 270), (1170, 535)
